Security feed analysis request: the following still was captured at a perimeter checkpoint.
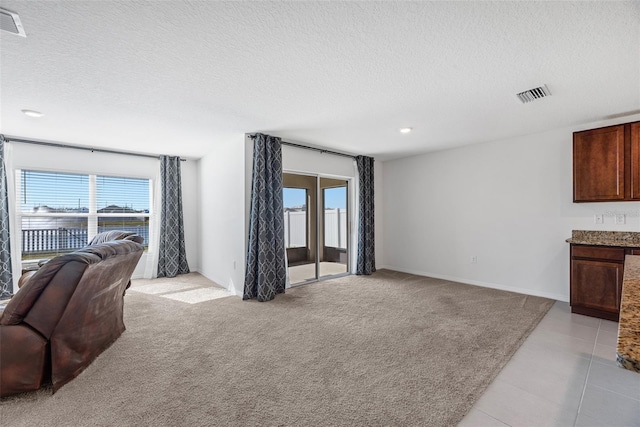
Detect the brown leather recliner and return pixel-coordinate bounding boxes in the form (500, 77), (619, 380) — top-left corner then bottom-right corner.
(19, 230), (145, 289)
(0, 239), (143, 397)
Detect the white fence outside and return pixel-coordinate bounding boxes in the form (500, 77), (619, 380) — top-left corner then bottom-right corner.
(324, 208), (347, 249)
(283, 209), (346, 249)
(284, 210), (307, 248)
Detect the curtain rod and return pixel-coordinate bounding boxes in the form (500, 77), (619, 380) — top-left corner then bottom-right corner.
(3, 136), (186, 161)
(248, 134), (356, 160)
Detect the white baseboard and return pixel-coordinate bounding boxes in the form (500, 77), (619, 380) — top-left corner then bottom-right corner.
(377, 265), (568, 302)
(137, 265), (568, 302)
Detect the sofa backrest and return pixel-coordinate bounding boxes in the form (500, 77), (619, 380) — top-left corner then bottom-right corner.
(0, 240), (143, 341)
(0, 253), (98, 330)
(88, 230), (144, 245)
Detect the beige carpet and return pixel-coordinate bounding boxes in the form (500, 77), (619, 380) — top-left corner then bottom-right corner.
(0, 270), (553, 426)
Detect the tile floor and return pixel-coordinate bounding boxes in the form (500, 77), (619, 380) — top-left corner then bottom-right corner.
(459, 301), (640, 427)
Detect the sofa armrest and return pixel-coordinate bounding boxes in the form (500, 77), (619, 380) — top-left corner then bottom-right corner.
(0, 324), (49, 397)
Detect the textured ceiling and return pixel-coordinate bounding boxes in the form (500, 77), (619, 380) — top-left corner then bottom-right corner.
(1, 1), (639, 160)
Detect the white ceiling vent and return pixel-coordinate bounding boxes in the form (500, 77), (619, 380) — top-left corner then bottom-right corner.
(516, 85), (551, 104)
(0, 8), (26, 37)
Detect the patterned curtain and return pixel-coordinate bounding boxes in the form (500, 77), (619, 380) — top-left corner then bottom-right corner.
(244, 133), (286, 302)
(356, 155), (376, 275)
(157, 156), (190, 278)
(0, 136), (13, 297)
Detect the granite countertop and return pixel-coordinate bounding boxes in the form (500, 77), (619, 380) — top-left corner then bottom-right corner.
(565, 230), (640, 248)
(617, 255), (640, 373)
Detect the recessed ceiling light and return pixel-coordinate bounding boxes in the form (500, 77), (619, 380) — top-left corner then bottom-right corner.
(21, 109), (44, 118)
(399, 127), (412, 134)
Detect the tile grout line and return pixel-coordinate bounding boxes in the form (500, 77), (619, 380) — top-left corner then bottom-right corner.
(575, 319), (600, 425)
(589, 383), (640, 403)
(483, 307), (593, 426)
(477, 408), (512, 427)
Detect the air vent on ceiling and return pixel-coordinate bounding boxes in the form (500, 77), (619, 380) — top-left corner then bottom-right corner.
(0, 8), (26, 37)
(516, 85), (551, 104)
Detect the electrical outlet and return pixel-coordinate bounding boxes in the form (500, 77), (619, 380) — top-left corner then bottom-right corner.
(595, 214), (604, 224)
(471, 256), (478, 264)
(615, 214), (626, 225)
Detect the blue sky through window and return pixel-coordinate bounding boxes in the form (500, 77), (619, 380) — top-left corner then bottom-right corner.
(283, 186), (346, 210)
(323, 187), (347, 209)
(283, 188), (306, 209)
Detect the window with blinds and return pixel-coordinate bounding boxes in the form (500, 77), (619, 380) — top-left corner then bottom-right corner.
(18, 170), (151, 260)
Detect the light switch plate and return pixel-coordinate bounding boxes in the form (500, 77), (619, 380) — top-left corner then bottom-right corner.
(595, 214), (604, 224)
(615, 213), (626, 225)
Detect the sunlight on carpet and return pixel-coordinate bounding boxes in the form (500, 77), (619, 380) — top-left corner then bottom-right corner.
(161, 287), (232, 303)
(128, 282), (197, 295)
(128, 273), (232, 304)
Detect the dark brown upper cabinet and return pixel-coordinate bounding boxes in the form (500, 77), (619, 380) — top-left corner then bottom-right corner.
(573, 121), (640, 202)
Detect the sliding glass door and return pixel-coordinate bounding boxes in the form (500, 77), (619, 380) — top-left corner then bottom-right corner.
(283, 173), (349, 286)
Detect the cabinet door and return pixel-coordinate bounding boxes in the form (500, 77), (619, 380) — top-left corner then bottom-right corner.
(573, 125), (625, 202)
(571, 259), (622, 313)
(630, 122), (640, 199)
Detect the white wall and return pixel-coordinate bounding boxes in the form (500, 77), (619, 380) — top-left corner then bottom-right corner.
(382, 113), (640, 301)
(7, 142), (200, 286)
(198, 137), (247, 295)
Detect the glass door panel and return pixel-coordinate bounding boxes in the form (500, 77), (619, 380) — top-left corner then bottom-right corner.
(320, 178), (348, 279)
(283, 174), (318, 285)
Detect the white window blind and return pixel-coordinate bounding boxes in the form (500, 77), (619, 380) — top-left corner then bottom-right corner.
(20, 171), (89, 213)
(96, 175), (149, 213)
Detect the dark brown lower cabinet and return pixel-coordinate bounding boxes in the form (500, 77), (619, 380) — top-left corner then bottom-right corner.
(569, 244), (637, 321)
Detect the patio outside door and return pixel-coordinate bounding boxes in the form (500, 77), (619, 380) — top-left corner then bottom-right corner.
(283, 173), (349, 286)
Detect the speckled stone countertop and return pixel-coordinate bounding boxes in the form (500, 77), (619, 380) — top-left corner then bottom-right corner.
(617, 255), (640, 373)
(565, 230), (640, 247)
